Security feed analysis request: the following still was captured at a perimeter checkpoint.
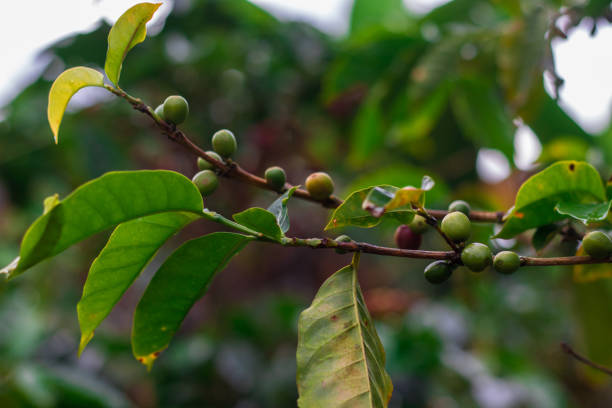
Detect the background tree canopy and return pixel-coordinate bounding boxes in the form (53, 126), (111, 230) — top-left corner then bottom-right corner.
(1, 0), (612, 406)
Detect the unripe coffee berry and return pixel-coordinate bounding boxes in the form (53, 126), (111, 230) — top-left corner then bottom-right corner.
(441, 211), (471, 242)
(461, 243), (492, 272)
(265, 166), (286, 191)
(582, 231), (612, 259)
(192, 170), (218, 196)
(409, 215), (428, 234)
(154, 104), (165, 120)
(394, 225), (422, 250)
(212, 129), (237, 158)
(162, 95), (189, 124)
(197, 151), (223, 171)
(305, 172), (334, 200)
(424, 261), (453, 284)
(448, 200), (471, 215)
(493, 251), (520, 274)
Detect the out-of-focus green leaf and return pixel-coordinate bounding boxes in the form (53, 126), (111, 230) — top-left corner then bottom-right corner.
(233, 208), (283, 241)
(525, 91), (591, 143)
(132, 232), (252, 369)
(496, 161), (606, 238)
(498, 7), (549, 111)
(389, 84), (448, 147)
(322, 34), (422, 104)
(3, 170), (203, 279)
(573, 246), (612, 283)
(408, 35), (465, 101)
(47, 67), (104, 143)
(539, 137), (590, 163)
(297, 254), (393, 407)
(348, 84), (385, 167)
(350, 0), (409, 36)
(555, 200), (612, 224)
(531, 224), (559, 252)
(104, 2), (162, 86)
(325, 186), (415, 230)
(77, 212), (199, 354)
(450, 78), (515, 160)
(571, 267), (612, 383)
(267, 186), (297, 234)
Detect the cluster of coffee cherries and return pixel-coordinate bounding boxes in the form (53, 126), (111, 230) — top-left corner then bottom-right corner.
(394, 200), (521, 284)
(153, 96), (335, 201)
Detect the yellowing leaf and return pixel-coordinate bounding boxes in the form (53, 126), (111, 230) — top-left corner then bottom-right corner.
(297, 254), (393, 407)
(573, 246), (612, 283)
(105, 2), (162, 86)
(47, 67), (104, 143)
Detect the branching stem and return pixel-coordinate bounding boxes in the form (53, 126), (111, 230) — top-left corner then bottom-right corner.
(106, 85), (612, 269)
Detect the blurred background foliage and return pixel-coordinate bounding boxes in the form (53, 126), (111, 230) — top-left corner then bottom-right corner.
(1, 0), (612, 406)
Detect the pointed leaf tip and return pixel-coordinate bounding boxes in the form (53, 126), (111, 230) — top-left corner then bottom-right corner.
(105, 2), (162, 86)
(47, 67), (104, 143)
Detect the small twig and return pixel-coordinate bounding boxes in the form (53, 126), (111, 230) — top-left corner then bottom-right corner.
(106, 85), (502, 218)
(561, 342), (612, 377)
(521, 256), (612, 266)
(418, 209), (460, 253)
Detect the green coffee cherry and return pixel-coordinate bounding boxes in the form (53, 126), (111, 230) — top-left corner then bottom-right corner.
(265, 166), (286, 191)
(461, 243), (492, 272)
(424, 261), (453, 284)
(212, 129), (237, 158)
(409, 215), (428, 234)
(154, 104), (165, 120)
(162, 95), (189, 124)
(197, 151), (223, 171)
(582, 231), (612, 259)
(448, 200), (471, 215)
(192, 170), (218, 196)
(305, 172), (334, 200)
(493, 251), (520, 275)
(440, 211), (471, 242)
(334, 235), (353, 254)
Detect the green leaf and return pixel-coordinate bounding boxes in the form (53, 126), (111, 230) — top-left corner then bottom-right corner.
(297, 254), (393, 407)
(350, 0), (409, 36)
(325, 186), (415, 230)
(132, 232), (251, 369)
(555, 200), (612, 224)
(362, 176), (433, 217)
(233, 208), (283, 241)
(3, 170), (203, 279)
(349, 85), (385, 167)
(104, 2), (162, 86)
(531, 224), (558, 252)
(77, 212), (199, 354)
(450, 78), (515, 160)
(496, 161), (606, 238)
(267, 186), (298, 234)
(47, 67), (104, 143)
